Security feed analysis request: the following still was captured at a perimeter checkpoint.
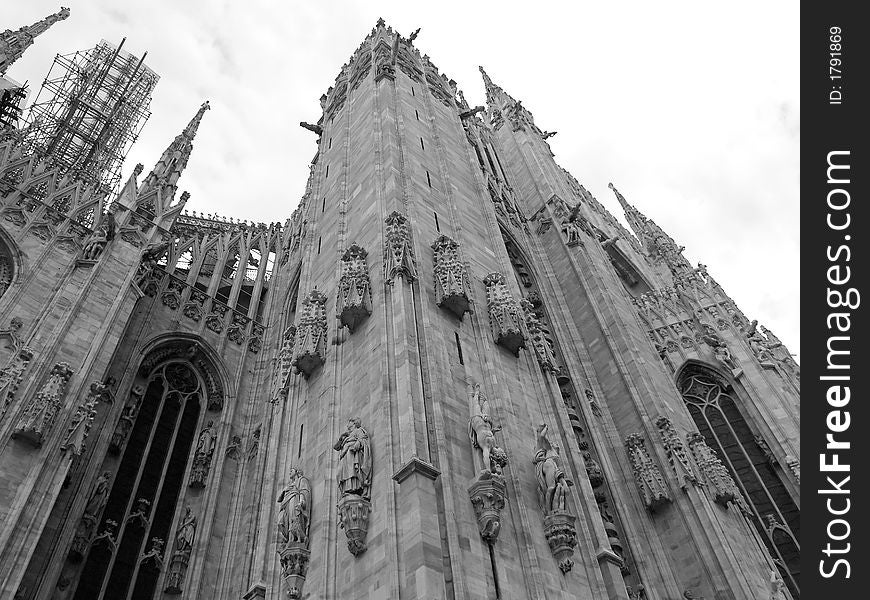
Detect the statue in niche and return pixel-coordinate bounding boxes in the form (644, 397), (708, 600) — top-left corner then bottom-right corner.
(69, 471), (112, 561)
(81, 228), (107, 260)
(333, 417), (372, 499)
(533, 423), (573, 513)
(165, 506), (196, 593)
(468, 384), (506, 476)
(189, 420), (216, 487)
(109, 384), (145, 454)
(277, 468), (312, 546)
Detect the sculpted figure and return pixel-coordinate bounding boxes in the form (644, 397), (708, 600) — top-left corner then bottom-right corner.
(468, 384), (504, 475)
(533, 424), (573, 512)
(189, 421), (217, 487)
(82, 228), (107, 260)
(333, 418), (372, 499)
(277, 468), (312, 546)
(174, 507), (196, 555)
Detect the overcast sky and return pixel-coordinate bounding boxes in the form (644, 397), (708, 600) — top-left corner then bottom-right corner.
(6, 1), (800, 360)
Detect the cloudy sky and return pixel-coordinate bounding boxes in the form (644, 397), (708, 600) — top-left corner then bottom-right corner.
(6, 1), (799, 359)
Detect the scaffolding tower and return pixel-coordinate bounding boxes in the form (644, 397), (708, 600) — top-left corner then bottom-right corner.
(22, 39), (158, 192)
(0, 79), (27, 130)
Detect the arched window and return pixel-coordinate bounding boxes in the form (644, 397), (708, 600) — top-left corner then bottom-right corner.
(678, 364), (800, 597)
(72, 344), (221, 600)
(0, 234), (14, 300)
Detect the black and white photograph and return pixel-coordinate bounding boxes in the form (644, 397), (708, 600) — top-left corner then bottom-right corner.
(0, 1), (848, 599)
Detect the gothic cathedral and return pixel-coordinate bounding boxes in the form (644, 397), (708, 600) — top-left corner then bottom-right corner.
(0, 11), (800, 600)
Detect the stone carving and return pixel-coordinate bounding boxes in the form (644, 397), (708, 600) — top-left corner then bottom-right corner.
(276, 468), (311, 599)
(60, 385), (100, 456)
(467, 384), (508, 544)
(127, 497), (151, 529)
(533, 424), (573, 512)
(205, 302), (228, 333)
(292, 290), (328, 377)
(768, 569), (786, 600)
(227, 313), (247, 345)
(624, 434), (671, 511)
(0, 345), (33, 418)
(431, 234), (472, 318)
(91, 519), (119, 554)
(483, 272), (527, 355)
(81, 228), (107, 260)
(784, 455), (800, 482)
(654, 416), (699, 489)
(249, 323), (265, 353)
(12, 362), (74, 447)
(165, 506), (196, 594)
(135, 243), (168, 296)
(534, 424), (578, 572)
(225, 434), (243, 460)
(754, 434), (776, 465)
(161, 278), (184, 310)
(273, 326), (296, 401)
(383, 211), (417, 283)
(109, 384), (145, 454)
(68, 471), (111, 562)
(336, 244), (372, 332)
(189, 420), (216, 487)
(561, 219), (583, 247)
(140, 537), (165, 571)
(182, 290), (207, 322)
(687, 433), (743, 507)
(522, 299), (557, 372)
(585, 388), (602, 418)
(334, 417), (372, 555)
(701, 328), (739, 375)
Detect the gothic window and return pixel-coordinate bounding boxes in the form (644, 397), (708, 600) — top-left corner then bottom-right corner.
(678, 365), (800, 597)
(0, 235), (13, 300)
(72, 352), (217, 600)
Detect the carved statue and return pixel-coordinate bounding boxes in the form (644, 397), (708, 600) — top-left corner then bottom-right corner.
(333, 417), (372, 499)
(172, 506), (196, 556)
(277, 468), (312, 546)
(468, 384), (504, 475)
(69, 471), (111, 561)
(109, 384), (144, 454)
(81, 228), (107, 260)
(768, 569), (785, 599)
(189, 420), (217, 487)
(533, 424), (573, 513)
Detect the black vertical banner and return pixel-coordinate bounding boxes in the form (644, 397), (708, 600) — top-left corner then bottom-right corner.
(803, 4), (866, 599)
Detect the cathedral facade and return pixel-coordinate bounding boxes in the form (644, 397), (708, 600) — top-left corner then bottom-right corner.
(0, 12), (799, 600)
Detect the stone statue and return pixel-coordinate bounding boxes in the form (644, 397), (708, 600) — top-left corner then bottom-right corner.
(277, 468), (311, 546)
(109, 384), (144, 454)
(190, 420), (217, 487)
(333, 417), (372, 499)
(69, 471), (112, 561)
(467, 384), (504, 475)
(533, 423), (573, 513)
(768, 569), (785, 599)
(81, 228), (107, 260)
(165, 506), (196, 591)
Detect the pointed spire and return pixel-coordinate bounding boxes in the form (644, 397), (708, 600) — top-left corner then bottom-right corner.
(479, 66), (509, 108)
(609, 182), (647, 236)
(139, 101), (210, 198)
(0, 7), (71, 76)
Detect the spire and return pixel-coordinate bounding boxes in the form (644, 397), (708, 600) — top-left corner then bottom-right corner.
(479, 66), (512, 108)
(139, 101), (210, 198)
(609, 182), (691, 273)
(609, 182), (648, 236)
(0, 7), (70, 76)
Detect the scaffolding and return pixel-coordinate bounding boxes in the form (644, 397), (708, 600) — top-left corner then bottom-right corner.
(22, 39), (158, 192)
(0, 78), (26, 130)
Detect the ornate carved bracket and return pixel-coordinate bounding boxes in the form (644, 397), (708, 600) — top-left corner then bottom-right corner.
(483, 272), (527, 355)
(384, 211), (417, 284)
(655, 416), (700, 489)
(292, 290), (327, 377)
(624, 433), (671, 511)
(12, 361), (74, 447)
(432, 234), (472, 318)
(468, 473), (507, 544)
(336, 495), (372, 556)
(337, 244), (373, 332)
(687, 433), (744, 507)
